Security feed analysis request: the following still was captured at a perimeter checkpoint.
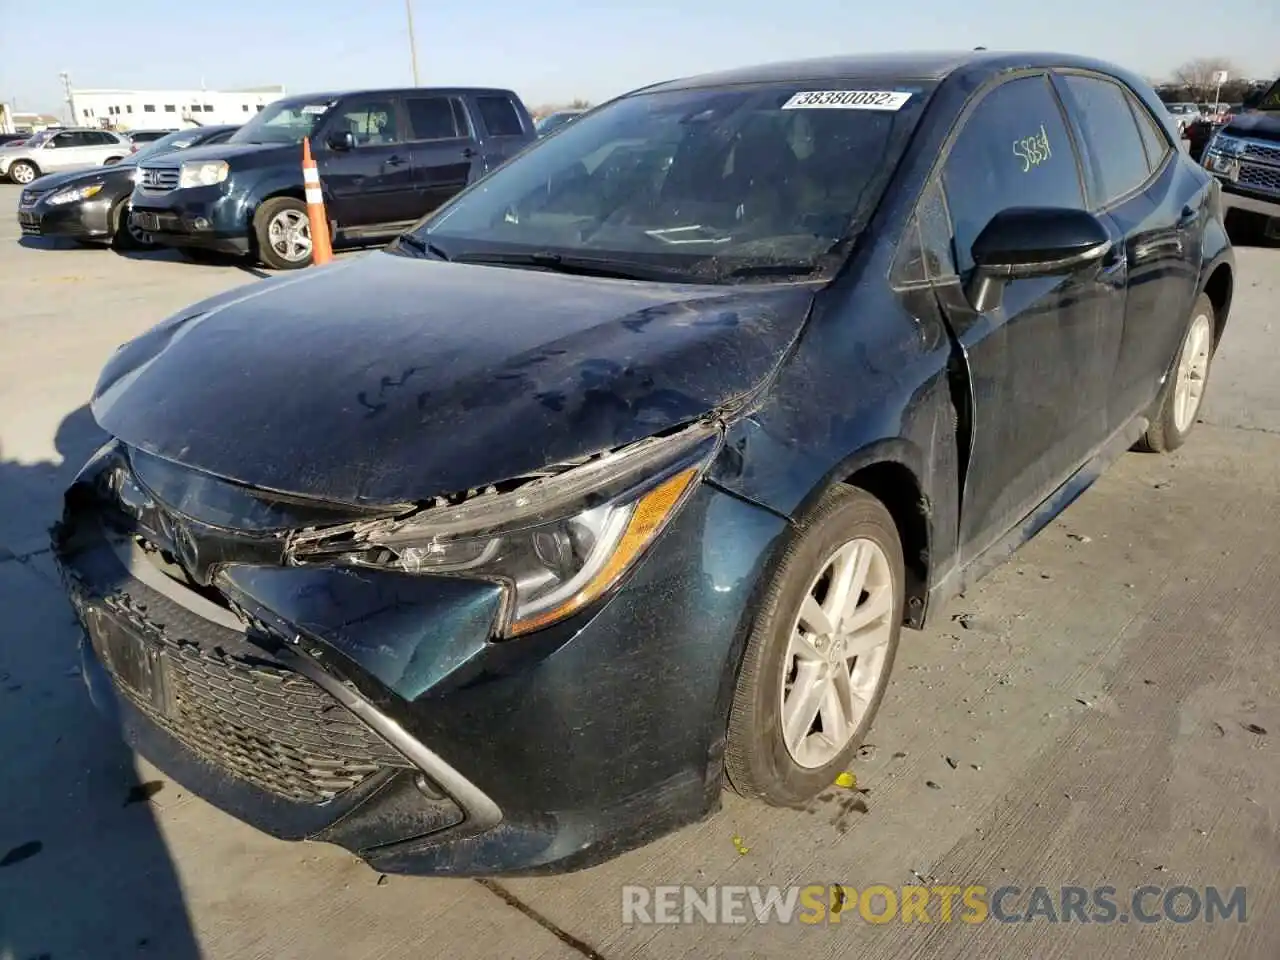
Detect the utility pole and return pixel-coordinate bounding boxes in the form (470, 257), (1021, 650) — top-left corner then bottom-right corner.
(405, 0), (420, 86)
(59, 71), (73, 125)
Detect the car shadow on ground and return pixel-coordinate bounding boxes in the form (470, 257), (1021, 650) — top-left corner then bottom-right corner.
(0, 404), (201, 960)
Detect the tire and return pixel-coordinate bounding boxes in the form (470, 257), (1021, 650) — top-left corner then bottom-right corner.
(103, 156), (124, 166)
(110, 201), (152, 251)
(9, 161), (38, 185)
(1138, 293), (1215, 453)
(724, 485), (904, 807)
(253, 197), (313, 270)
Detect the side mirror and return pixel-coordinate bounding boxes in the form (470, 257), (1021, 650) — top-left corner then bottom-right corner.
(327, 130), (355, 152)
(967, 207), (1112, 312)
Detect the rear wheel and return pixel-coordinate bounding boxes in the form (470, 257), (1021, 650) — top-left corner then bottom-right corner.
(9, 161), (37, 184)
(725, 486), (903, 806)
(253, 197), (312, 270)
(1139, 293), (1215, 453)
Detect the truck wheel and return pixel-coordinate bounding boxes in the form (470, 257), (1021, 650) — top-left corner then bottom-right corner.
(724, 486), (903, 807)
(1138, 293), (1215, 453)
(9, 161), (38, 184)
(254, 197), (313, 270)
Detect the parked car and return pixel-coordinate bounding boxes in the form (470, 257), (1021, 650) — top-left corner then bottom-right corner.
(129, 87), (536, 269)
(1201, 78), (1280, 239)
(16, 126), (238, 248)
(1163, 101), (1202, 135)
(125, 129), (179, 149)
(0, 132), (28, 147)
(534, 109), (585, 136)
(0, 128), (131, 184)
(55, 51), (1232, 877)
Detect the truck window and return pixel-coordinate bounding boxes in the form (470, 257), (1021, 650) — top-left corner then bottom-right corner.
(476, 96), (524, 137)
(407, 97), (461, 140)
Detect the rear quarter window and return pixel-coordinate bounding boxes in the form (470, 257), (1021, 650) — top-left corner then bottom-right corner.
(1056, 74), (1153, 206)
(476, 96), (525, 137)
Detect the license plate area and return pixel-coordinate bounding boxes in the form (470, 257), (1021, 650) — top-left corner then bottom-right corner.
(133, 212), (161, 232)
(87, 607), (175, 716)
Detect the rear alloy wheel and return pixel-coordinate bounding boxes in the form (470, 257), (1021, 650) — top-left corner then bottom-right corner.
(254, 197), (313, 270)
(9, 161), (37, 185)
(1139, 293), (1215, 453)
(725, 486), (903, 806)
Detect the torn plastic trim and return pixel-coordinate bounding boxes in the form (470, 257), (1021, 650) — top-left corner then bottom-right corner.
(287, 418), (725, 556)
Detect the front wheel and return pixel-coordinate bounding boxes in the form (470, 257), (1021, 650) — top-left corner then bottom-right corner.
(725, 486), (904, 807)
(1138, 293), (1215, 453)
(9, 161), (37, 185)
(253, 197), (313, 270)
(110, 201), (153, 251)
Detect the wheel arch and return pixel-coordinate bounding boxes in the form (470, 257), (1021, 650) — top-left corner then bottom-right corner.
(1202, 260), (1232, 350)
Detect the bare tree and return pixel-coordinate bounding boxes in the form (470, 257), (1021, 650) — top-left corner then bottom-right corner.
(1172, 57), (1242, 102)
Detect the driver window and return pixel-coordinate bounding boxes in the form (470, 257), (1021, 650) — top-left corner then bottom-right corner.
(941, 75), (1084, 274)
(336, 100), (402, 146)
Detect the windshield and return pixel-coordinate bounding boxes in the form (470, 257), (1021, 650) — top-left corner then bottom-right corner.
(228, 99), (335, 145)
(406, 82), (933, 283)
(127, 128), (208, 165)
(536, 112), (580, 134)
(25, 130), (55, 147)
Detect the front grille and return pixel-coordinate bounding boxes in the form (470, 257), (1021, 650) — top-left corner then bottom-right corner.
(138, 167), (180, 192)
(1243, 141), (1280, 165)
(18, 211), (41, 235)
(63, 553), (412, 803)
(1239, 163), (1280, 196)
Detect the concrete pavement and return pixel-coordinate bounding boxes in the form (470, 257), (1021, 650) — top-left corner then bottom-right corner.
(1, 182), (1277, 959)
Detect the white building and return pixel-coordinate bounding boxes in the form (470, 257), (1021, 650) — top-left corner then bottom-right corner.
(69, 85), (286, 131)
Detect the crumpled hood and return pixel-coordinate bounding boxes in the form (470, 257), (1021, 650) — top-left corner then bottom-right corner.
(92, 251), (815, 505)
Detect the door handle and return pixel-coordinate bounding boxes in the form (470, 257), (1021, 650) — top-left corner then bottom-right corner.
(461, 147), (477, 159)
(385, 155), (408, 167)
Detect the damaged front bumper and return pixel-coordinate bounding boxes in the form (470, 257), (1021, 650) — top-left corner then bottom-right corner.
(52, 438), (789, 875)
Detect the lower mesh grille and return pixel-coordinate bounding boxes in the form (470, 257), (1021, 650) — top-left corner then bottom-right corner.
(64, 562), (411, 804)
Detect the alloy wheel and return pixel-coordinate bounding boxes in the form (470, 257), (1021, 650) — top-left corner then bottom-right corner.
(10, 163), (34, 185)
(780, 537), (896, 769)
(267, 209), (312, 263)
(1173, 312), (1212, 433)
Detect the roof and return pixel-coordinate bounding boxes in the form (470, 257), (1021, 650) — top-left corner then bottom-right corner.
(273, 87), (519, 104)
(639, 50), (1131, 94)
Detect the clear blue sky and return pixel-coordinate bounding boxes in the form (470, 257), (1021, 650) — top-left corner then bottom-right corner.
(2, 0), (1276, 114)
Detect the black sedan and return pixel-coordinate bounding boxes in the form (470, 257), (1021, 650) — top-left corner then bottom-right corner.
(16, 126), (237, 249)
(54, 51), (1232, 876)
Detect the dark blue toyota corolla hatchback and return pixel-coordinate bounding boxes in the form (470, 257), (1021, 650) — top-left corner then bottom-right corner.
(55, 51), (1233, 876)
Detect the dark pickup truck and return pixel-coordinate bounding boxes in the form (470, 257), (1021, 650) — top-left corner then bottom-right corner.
(130, 87), (536, 269)
(1200, 76), (1280, 239)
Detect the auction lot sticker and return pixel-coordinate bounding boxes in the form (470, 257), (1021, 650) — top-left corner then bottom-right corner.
(782, 90), (912, 110)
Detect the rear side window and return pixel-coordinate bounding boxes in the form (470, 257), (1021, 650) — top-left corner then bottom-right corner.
(407, 96), (461, 140)
(476, 96), (524, 137)
(941, 75), (1083, 274)
(1056, 74), (1151, 206)
(1130, 97), (1172, 171)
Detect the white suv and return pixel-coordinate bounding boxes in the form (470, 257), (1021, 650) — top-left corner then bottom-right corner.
(0, 128), (130, 185)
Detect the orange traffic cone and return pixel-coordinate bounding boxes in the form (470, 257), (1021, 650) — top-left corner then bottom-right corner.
(301, 137), (333, 266)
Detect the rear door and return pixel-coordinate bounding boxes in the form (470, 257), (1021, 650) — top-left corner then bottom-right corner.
(930, 73), (1126, 559)
(1053, 71), (1205, 429)
(469, 93), (534, 172)
(404, 94), (480, 217)
(318, 95), (417, 228)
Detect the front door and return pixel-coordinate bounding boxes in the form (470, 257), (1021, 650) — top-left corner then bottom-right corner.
(932, 73), (1126, 559)
(41, 131), (98, 171)
(318, 96), (417, 229)
(404, 94), (481, 217)
(1052, 71), (1206, 429)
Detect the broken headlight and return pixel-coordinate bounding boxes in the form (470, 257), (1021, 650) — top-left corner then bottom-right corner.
(287, 421), (722, 637)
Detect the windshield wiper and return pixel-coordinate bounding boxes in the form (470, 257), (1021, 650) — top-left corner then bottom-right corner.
(449, 250), (690, 283)
(394, 234), (451, 260)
